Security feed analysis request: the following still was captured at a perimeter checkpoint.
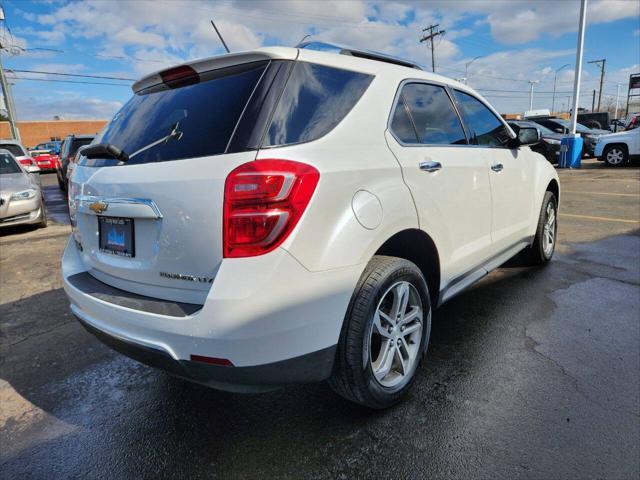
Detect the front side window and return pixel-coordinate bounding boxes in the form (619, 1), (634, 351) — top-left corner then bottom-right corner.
(264, 62), (373, 147)
(395, 83), (466, 145)
(453, 90), (510, 147)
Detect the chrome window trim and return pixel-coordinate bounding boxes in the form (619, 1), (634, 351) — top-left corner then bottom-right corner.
(386, 78), (470, 148)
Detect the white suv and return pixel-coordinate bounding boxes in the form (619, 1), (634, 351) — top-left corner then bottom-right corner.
(62, 44), (559, 408)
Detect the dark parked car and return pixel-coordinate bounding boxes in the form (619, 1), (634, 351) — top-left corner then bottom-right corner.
(508, 120), (562, 163)
(527, 117), (608, 157)
(56, 134), (94, 191)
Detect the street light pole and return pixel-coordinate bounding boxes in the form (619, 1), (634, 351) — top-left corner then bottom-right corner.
(551, 63), (570, 113)
(569, 0), (587, 135)
(528, 80), (539, 111)
(464, 56), (483, 85)
(614, 83), (621, 119)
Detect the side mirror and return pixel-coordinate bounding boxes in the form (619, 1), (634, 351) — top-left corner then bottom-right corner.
(517, 127), (541, 146)
(26, 165), (41, 174)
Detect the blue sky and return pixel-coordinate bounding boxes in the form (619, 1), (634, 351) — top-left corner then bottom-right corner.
(1, 0), (638, 120)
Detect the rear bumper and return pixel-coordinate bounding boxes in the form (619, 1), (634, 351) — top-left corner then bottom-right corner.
(62, 237), (362, 389)
(76, 314), (336, 392)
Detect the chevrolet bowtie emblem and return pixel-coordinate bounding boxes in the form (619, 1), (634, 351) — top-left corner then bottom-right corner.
(89, 201), (108, 214)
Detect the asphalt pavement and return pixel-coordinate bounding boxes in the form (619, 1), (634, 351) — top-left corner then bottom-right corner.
(1, 163), (639, 479)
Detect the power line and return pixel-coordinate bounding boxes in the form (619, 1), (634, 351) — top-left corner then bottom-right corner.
(7, 69), (135, 81)
(8, 76), (132, 87)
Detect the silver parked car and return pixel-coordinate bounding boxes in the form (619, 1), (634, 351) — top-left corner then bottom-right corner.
(0, 149), (47, 228)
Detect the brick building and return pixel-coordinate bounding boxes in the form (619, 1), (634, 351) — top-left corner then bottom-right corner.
(0, 120), (107, 148)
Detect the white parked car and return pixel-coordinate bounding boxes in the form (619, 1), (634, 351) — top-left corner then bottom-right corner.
(594, 127), (640, 167)
(62, 44), (559, 408)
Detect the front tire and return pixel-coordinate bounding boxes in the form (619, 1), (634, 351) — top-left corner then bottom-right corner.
(603, 145), (628, 167)
(329, 256), (431, 409)
(522, 191), (557, 265)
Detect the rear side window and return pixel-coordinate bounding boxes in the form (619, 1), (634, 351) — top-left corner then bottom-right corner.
(452, 90), (510, 147)
(393, 83), (466, 145)
(390, 98), (418, 143)
(90, 61), (269, 166)
(263, 62), (373, 147)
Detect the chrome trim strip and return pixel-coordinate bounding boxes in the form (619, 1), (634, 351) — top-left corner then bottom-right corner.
(438, 235), (534, 306)
(76, 195), (163, 218)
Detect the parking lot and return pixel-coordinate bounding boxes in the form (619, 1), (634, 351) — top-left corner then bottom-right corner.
(1, 160), (639, 479)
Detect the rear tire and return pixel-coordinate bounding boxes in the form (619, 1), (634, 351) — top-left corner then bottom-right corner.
(603, 145), (628, 167)
(37, 200), (47, 229)
(521, 191), (557, 266)
(329, 255), (431, 409)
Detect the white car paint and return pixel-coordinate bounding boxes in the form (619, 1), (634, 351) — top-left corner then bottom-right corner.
(594, 128), (640, 159)
(61, 46), (559, 390)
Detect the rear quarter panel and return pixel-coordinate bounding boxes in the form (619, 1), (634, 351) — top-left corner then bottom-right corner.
(258, 70), (419, 272)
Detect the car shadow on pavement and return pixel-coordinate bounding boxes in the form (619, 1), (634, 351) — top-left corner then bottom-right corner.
(0, 259), (562, 478)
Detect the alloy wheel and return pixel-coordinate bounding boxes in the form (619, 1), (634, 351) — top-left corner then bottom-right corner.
(542, 202), (556, 257)
(606, 148), (624, 165)
(369, 281), (423, 388)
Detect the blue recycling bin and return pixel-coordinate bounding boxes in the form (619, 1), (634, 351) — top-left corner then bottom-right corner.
(559, 135), (583, 169)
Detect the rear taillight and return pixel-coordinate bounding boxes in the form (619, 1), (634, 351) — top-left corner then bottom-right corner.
(223, 159), (320, 258)
(19, 159), (33, 166)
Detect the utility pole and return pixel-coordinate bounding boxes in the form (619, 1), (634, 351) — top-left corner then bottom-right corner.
(591, 89), (596, 111)
(588, 58), (606, 111)
(551, 63), (570, 113)
(614, 83), (621, 119)
(528, 80), (539, 111)
(0, 51), (20, 141)
(420, 24), (445, 73)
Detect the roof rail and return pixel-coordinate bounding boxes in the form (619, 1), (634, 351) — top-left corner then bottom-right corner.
(297, 41), (422, 70)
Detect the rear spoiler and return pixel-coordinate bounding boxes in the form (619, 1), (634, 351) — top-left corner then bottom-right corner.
(132, 48), (298, 94)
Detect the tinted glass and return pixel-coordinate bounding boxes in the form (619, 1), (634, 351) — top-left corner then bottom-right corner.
(453, 90), (510, 147)
(390, 98), (418, 143)
(0, 153), (21, 174)
(512, 121), (555, 135)
(0, 144), (25, 157)
(264, 62), (373, 146)
(399, 83), (466, 145)
(87, 61), (269, 166)
(70, 138), (93, 157)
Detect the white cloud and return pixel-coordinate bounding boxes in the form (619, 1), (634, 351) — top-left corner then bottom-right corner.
(14, 92), (123, 120)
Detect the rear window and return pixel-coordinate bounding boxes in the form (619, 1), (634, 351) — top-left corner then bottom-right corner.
(70, 138), (93, 157)
(263, 62), (373, 147)
(89, 61), (269, 166)
(0, 144), (26, 157)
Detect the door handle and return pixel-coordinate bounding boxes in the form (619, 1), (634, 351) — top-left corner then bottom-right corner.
(419, 161), (442, 172)
(491, 163), (504, 172)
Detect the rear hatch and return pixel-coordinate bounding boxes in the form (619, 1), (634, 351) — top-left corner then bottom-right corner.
(70, 50), (296, 305)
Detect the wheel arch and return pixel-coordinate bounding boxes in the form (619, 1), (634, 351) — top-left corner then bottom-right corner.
(546, 178), (560, 205)
(374, 228), (441, 307)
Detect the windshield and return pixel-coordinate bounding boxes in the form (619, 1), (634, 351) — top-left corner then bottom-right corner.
(0, 153), (22, 174)
(554, 118), (590, 133)
(516, 121), (555, 135)
(0, 144), (26, 157)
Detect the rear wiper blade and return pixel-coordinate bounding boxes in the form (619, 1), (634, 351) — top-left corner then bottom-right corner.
(82, 122), (183, 163)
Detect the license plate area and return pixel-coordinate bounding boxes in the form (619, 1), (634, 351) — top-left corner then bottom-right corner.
(98, 216), (135, 258)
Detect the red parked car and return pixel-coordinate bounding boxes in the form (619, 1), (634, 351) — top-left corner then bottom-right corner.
(28, 149), (58, 172)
